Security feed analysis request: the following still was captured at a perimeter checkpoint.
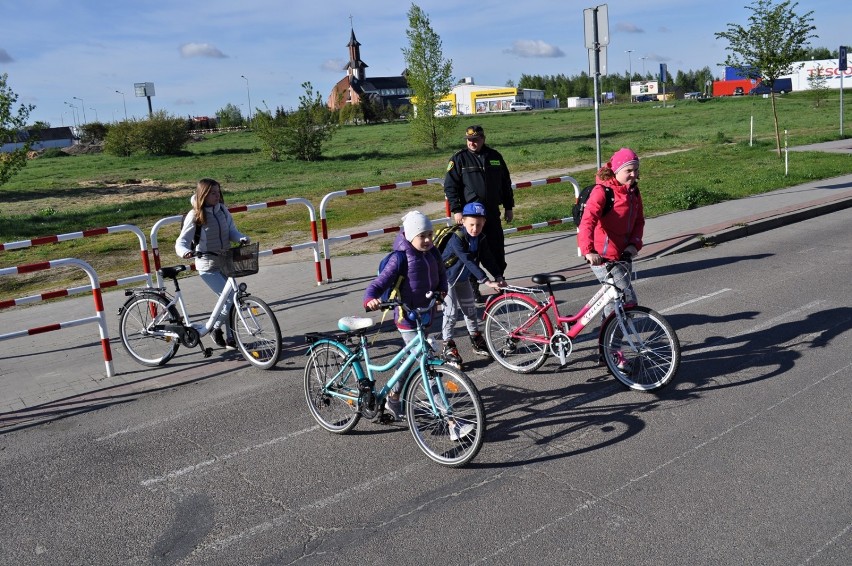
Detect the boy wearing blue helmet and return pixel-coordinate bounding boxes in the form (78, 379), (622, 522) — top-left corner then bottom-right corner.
(439, 202), (506, 366)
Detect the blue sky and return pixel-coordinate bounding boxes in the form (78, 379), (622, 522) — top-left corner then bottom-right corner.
(1, 0), (849, 126)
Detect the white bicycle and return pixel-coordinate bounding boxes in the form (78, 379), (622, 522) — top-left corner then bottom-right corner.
(118, 242), (282, 369)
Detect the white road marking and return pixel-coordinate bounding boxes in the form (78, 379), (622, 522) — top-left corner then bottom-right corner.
(139, 425), (319, 487)
(658, 288), (731, 313)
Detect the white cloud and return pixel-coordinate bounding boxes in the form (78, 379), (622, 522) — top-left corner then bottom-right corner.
(503, 40), (564, 58)
(0, 48), (14, 63)
(616, 22), (645, 33)
(322, 58), (346, 72)
(179, 43), (228, 59)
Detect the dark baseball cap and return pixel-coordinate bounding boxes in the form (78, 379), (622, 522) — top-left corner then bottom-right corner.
(465, 125), (484, 139)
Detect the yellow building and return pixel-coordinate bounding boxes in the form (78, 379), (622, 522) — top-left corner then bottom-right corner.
(413, 79), (545, 116)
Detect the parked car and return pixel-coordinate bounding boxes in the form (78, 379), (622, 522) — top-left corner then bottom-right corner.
(509, 101), (532, 111)
(634, 95), (656, 102)
(733, 87), (744, 96)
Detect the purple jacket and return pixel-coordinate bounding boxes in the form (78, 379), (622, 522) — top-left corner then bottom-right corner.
(364, 232), (448, 331)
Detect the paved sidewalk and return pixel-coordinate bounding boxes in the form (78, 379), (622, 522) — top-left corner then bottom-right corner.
(2, 151), (851, 427)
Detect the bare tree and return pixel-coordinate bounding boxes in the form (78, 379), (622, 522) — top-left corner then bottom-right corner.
(715, 0), (817, 156)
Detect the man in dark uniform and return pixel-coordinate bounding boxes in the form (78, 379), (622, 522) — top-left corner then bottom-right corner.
(443, 125), (514, 301)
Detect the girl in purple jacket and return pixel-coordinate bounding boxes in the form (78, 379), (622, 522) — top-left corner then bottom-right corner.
(363, 211), (448, 419)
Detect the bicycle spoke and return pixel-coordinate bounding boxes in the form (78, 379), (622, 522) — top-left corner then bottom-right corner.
(484, 296), (550, 373)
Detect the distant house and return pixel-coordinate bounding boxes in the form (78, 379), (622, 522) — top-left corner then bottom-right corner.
(327, 26), (412, 112)
(1, 126), (76, 153)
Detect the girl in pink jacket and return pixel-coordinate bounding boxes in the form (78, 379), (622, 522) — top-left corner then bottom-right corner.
(577, 147), (645, 312)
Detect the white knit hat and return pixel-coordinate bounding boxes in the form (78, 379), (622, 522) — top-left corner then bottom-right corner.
(401, 211), (433, 242)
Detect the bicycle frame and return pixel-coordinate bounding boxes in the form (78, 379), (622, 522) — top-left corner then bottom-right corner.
(158, 275), (243, 338)
(309, 315), (453, 418)
(494, 279), (621, 343)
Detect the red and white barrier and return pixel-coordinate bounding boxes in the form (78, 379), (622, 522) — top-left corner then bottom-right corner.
(319, 177), (444, 282)
(503, 175), (581, 234)
(0, 224), (154, 291)
(0, 258), (115, 377)
(150, 197), (322, 287)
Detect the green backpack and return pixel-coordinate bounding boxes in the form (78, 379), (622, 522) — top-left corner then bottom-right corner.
(433, 223), (463, 268)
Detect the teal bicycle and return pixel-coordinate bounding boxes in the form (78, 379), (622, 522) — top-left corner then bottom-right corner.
(303, 295), (485, 467)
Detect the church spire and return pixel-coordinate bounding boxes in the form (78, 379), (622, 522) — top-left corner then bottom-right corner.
(345, 18), (367, 82)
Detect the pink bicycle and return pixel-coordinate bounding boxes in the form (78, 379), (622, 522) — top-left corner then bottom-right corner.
(482, 261), (680, 391)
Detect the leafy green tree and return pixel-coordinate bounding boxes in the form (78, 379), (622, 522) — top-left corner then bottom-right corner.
(102, 111), (189, 156)
(795, 46), (834, 60)
(103, 120), (135, 156)
(215, 103), (244, 128)
(0, 73), (35, 187)
(283, 82), (338, 161)
(254, 82), (337, 161)
(252, 109), (289, 161)
(402, 3), (456, 149)
(715, 0), (817, 156)
(80, 122), (109, 144)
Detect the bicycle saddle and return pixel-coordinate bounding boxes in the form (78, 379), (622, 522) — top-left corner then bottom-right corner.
(160, 265), (188, 279)
(338, 316), (375, 332)
(531, 273), (566, 285)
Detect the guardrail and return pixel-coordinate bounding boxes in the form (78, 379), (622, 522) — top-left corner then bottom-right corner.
(319, 177), (444, 282)
(0, 224), (154, 291)
(150, 197), (322, 287)
(0, 258), (115, 377)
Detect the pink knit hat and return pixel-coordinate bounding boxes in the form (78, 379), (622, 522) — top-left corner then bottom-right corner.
(608, 148), (639, 174)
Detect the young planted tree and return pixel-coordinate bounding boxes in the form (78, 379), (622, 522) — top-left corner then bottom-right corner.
(806, 64), (830, 108)
(402, 3), (455, 149)
(715, 0), (817, 156)
(0, 73), (35, 187)
(289, 82), (338, 161)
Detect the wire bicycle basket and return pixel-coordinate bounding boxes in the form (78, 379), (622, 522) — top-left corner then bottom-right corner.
(221, 242), (259, 278)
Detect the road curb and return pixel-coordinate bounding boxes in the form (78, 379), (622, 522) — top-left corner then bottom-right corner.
(657, 195), (852, 257)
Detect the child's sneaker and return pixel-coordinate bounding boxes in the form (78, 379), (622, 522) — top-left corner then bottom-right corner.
(385, 397), (404, 421)
(612, 351), (633, 373)
(441, 340), (463, 366)
(469, 331), (490, 357)
(212, 327), (227, 347)
(448, 419), (475, 441)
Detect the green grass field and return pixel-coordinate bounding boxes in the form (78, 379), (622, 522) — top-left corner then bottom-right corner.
(1, 91), (850, 297)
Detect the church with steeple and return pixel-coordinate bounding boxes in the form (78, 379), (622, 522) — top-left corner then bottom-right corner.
(327, 25), (411, 112)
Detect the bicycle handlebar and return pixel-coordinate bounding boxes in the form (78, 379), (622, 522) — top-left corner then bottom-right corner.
(369, 293), (443, 316)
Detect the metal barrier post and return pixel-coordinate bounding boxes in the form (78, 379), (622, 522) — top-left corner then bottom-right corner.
(318, 177), (444, 282)
(150, 197), (322, 287)
(0, 258), (115, 377)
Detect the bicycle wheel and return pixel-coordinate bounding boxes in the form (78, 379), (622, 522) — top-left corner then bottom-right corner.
(404, 364), (485, 467)
(231, 297), (282, 370)
(119, 294), (179, 367)
(601, 306), (681, 392)
(303, 340), (362, 433)
(484, 294), (550, 373)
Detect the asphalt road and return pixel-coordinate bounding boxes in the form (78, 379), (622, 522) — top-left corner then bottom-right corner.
(1, 209), (850, 565)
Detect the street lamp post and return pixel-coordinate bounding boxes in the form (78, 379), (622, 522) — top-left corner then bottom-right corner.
(625, 49), (634, 102)
(240, 75), (252, 126)
(64, 101), (78, 129)
(90, 108), (98, 122)
(73, 96), (87, 124)
(640, 56), (647, 76)
(115, 90), (128, 121)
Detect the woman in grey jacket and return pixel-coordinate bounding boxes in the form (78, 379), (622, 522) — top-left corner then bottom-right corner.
(175, 178), (249, 349)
